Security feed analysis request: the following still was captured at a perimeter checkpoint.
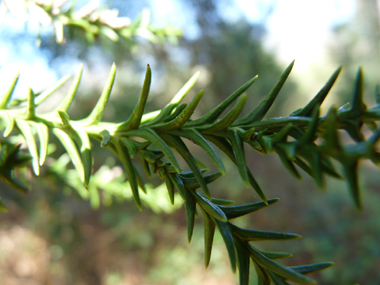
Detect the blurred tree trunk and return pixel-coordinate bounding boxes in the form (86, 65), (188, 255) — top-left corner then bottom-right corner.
(330, 0), (380, 103)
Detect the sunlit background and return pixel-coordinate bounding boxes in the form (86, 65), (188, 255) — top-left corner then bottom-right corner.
(1, 0), (380, 284)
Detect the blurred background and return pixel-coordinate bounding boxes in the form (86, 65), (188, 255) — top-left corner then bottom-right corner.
(1, 0), (380, 284)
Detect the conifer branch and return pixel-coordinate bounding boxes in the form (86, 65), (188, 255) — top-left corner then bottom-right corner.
(1, 62), (379, 284)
